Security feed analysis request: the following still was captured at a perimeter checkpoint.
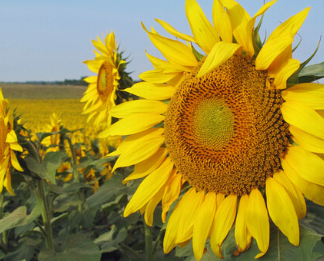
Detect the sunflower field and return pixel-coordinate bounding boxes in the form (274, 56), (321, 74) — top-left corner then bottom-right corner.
(1, 0), (324, 261)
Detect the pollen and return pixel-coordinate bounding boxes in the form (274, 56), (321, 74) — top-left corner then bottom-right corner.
(164, 54), (290, 195)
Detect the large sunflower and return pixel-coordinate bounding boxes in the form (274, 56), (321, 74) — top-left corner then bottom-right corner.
(0, 88), (23, 195)
(99, 0), (324, 259)
(82, 31), (125, 129)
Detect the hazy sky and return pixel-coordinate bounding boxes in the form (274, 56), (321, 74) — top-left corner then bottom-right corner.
(0, 0), (323, 82)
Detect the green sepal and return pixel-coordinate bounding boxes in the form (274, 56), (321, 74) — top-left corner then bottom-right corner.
(298, 62), (324, 83)
(252, 14), (264, 57)
(287, 39), (321, 86)
(192, 45), (204, 62)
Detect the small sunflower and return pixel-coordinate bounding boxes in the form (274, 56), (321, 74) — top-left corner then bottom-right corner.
(82, 31), (127, 129)
(100, 0), (324, 260)
(56, 161), (72, 182)
(42, 113), (62, 152)
(0, 88), (23, 195)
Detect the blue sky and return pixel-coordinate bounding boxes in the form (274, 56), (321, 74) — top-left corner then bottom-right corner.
(0, 0), (323, 82)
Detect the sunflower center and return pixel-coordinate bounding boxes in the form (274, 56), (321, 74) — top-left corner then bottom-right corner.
(193, 98), (234, 149)
(97, 61), (114, 102)
(164, 54), (290, 195)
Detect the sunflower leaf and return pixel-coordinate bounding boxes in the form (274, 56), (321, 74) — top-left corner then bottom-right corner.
(298, 62), (324, 83)
(38, 234), (101, 261)
(0, 203), (42, 234)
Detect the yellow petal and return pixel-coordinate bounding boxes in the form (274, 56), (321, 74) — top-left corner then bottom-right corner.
(212, 0), (232, 43)
(6, 130), (17, 143)
(83, 76), (98, 83)
(109, 100), (168, 118)
(145, 51), (183, 73)
(281, 100), (324, 140)
(4, 171), (14, 195)
(282, 146), (324, 186)
(143, 23), (198, 69)
(185, 0), (219, 54)
(124, 82), (176, 100)
(144, 179), (170, 226)
(108, 128), (164, 157)
(139, 69), (180, 83)
(154, 19), (196, 43)
(192, 192), (217, 261)
(161, 173), (183, 223)
(197, 42), (241, 77)
(83, 59), (102, 73)
(210, 194), (237, 259)
(273, 170), (306, 219)
(123, 148), (167, 184)
(241, 0), (277, 57)
(255, 37), (294, 70)
(266, 177), (300, 246)
(111, 135), (164, 172)
(98, 113), (164, 138)
(282, 83), (324, 110)
(10, 150), (23, 172)
(176, 190), (205, 243)
(234, 195), (252, 254)
(273, 58), (300, 89)
(281, 161), (324, 206)
(220, 0), (251, 56)
(267, 7), (310, 42)
(290, 125), (324, 154)
(124, 157), (174, 217)
(163, 192), (187, 254)
(245, 189), (269, 258)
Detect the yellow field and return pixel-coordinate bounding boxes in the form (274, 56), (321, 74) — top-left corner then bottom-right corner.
(9, 99), (89, 133)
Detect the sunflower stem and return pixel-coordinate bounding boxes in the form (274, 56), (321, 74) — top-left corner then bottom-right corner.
(143, 219), (154, 261)
(66, 136), (79, 183)
(37, 179), (54, 250)
(0, 195), (8, 254)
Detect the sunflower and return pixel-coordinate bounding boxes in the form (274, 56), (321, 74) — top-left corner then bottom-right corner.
(42, 113), (62, 152)
(0, 88), (23, 195)
(81, 31), (126, 129)
(99, 0), (324, 259)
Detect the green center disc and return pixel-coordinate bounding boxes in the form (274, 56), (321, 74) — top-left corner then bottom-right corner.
(193, 98), (234, 149)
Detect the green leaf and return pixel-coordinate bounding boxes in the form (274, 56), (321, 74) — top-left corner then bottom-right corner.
(94, 225), (117, 244)
(0, 203), (42, 234)
(83, 156), (117, 174)
(62, 182), (93, 194)
(86, 173), (128, 208)
(298, 62), (324, 83)
(3, 237), (36, 261)
(99, 227), (127, 254)
(24, 155), (51, 182)
(38, 234), (101, 261)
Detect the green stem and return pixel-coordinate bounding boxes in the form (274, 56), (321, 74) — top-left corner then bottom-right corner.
(66, 136), (83, 212)
(37, 179), (54, 250)
(152, 229), (164, 255)
(144, 220), (154, 261)
(66, 137), (79, 183)
(0, 195), (8, 253)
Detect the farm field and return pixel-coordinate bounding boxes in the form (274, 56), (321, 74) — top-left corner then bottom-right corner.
(1, 83), (89, 132)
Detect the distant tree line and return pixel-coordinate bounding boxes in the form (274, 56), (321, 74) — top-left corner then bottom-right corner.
(3, 76), (88, 86)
